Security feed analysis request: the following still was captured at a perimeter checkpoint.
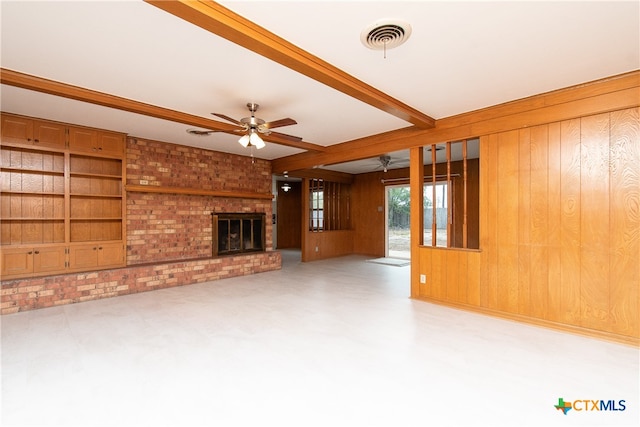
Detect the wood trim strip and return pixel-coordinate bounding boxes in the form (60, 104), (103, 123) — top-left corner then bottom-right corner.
(144, 0), (435, 129)
(446, 142), (452, 247)
(125, 184), (273, 200)
(409, 147), (423, 298)
(432, 145), (437, 247)
(462, 139), (468, 248)
(0, 68), (326, 152)
(286, 168), (353, 184)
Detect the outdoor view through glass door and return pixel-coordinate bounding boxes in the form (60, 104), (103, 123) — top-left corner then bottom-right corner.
(386, 185), (410, 258)
(385, 182), (449, 258)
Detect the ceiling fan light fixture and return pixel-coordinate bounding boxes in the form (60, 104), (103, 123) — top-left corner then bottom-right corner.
(249, 130), (265, 149)
(238, 133), (251, 147)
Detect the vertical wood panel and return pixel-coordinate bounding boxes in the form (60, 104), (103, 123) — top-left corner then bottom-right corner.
(467, 251), (481, 306)
(529, 125), (550, 320)
(546, 122), (562, 322)
(559, 118), (582, 324)
(609, 107), (639, 337)
(480, 134), (499, 309)
(497, 130), (519, 313)
(580, 113), (611, 331)
(458, 251), (468, 304)
(418, 248), (432, 297)
(430, 249), (445, 301)
(446, 249), (459, 302)
(518, 128), (532, 316)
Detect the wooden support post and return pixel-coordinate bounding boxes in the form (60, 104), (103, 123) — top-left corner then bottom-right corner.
(410, 146), (424, 298)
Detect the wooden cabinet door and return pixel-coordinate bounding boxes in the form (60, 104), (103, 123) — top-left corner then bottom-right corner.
(32, 120), (66, 150)
(33, 246), (67, 273)
(68, 244), (99, 269)
(1, 247), (34, 277)
(68, 127), (98, 154)
(1, 115), (33, 145)
(98, 132), (125, 156)
(97, 242), (124, 267)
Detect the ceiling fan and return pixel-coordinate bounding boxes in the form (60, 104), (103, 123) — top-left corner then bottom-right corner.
(375, 154), (409, 172)
(188, 102), (302, 150)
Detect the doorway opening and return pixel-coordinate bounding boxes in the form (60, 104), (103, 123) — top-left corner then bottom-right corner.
(385, 185), (410, 259)
(385, 181), (450, 258)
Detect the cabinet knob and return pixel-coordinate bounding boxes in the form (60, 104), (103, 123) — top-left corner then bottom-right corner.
(98, 246), (103, 250)
(34, 139), (40, 143)
(34, 250), (40, 254)
(93, 247), (97, 250)
(27, 251), (33, 255)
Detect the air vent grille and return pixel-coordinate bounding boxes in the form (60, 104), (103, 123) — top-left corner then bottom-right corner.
(361, 21), (412, 50)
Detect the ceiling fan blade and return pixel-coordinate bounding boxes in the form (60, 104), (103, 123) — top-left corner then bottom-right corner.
(269, 131), (303, 142)
(212, 113), (243, 126)
(263, 118), (297, 129)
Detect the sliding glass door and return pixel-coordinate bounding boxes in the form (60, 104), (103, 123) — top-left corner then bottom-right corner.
(385, 185), (410, 258)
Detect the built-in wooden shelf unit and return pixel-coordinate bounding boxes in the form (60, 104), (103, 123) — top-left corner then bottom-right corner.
(1, 112), (126, 279)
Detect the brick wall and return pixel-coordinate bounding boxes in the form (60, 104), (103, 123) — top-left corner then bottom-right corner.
(1, 137), (281, 314)
(126, 138), (272, 192)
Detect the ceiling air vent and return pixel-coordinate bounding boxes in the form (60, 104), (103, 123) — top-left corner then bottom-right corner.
(360, 20), (412, 53)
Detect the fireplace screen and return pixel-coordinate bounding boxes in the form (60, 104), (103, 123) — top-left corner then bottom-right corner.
(212, 213), (265, 256)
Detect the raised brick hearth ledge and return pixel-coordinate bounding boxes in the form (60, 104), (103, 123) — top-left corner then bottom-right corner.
(1, 251), (282, 314)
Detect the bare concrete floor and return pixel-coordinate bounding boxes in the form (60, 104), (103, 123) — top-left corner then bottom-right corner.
(2, 250), (638, 426)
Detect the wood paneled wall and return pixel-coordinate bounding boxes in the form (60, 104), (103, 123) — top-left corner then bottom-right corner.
(276, 181), (302, 249)
(416, 107), (639, 345)
(300, 178), (355, 261)
(351, 160), (480, 256)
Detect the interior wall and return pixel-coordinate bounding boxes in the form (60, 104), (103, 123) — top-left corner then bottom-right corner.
(351, 160), (480, 257)
(416, 107), (639, 345)
(126, 137), (274, 262)
(1, 136), (282, 314)
(276, 180), (302, 249)
(300, 178), (354, 261)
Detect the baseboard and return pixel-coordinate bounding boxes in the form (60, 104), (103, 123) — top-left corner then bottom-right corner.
(412, 296), (639, 348)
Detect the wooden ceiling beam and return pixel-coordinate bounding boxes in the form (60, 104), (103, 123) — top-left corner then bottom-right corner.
(0, 68), (326, 152)
(144, 0), (435, 129)
(273, 70), (640, 173)
(285, 168), (354, 184)
(272, 126), (426, 173)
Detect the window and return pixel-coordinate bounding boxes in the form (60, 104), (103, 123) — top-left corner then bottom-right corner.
(422, 139), (479, 249)
(309, 179), (350, 231)
(423, 181), (449, 247)
(310, 186), (324, 231)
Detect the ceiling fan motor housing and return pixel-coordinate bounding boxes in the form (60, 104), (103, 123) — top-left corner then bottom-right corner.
(242, 103), (268, 133)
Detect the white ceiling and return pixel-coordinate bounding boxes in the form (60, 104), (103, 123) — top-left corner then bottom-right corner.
(1, 1), (638, 174)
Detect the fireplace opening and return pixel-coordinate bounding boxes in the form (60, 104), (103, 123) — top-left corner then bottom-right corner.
(212, 213), (265, 256)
